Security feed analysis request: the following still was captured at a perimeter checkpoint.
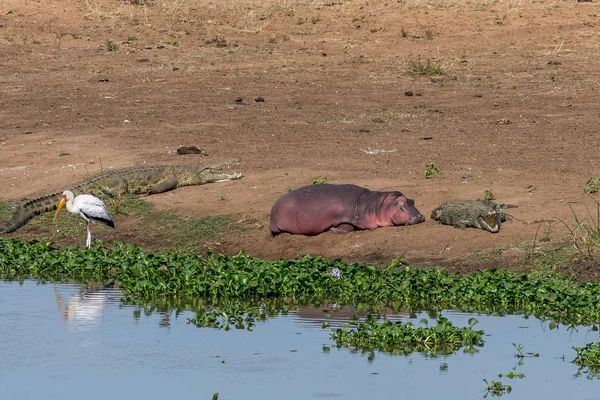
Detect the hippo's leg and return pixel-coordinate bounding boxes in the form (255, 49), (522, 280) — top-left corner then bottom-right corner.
(329, 224), (356, 234)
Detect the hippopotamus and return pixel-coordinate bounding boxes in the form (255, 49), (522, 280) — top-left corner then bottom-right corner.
(269, 184), (425, 236)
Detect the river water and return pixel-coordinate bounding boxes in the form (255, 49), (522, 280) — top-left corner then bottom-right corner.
(1, 280), (598, 400)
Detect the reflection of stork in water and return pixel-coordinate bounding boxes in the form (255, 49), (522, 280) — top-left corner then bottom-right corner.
(54, 284), (111, 327)
(53, 190), (115, 248)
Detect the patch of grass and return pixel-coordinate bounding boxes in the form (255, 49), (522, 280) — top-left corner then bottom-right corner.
(105, 40), (119, 51)
(0, 200), (17, 224)
(405, 58), (443, 75)
(558, 196), (600, 259)
(584, 177), (600, 194)
(484, 189), (495, 201)
(424, 161), (440, 179)
(12, 196), (246, 252)
(312, 177), (327, 184)
(106, 197), (152, 216)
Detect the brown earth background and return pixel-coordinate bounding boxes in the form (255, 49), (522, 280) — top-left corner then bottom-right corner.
(1, 0), (599, 275)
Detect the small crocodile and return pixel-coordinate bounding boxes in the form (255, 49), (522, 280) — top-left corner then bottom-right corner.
(0, 158), (242, 234)
(430, 199), (517, 233)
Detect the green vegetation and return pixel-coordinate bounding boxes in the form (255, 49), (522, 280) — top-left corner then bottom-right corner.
(498, 372), (525, 379)
(312, 177), (327, 184)
(105, 40), (119, 51)
(560, 197), (600, 257)
(513, 342), (539, 359)
(483, 379), (511, 397)
(405, 58), (444, 75)
(424, 161), (440, 179)
(584, 177), (600, 194)
(484, 189), (495, 201)
(0, 200), (16, 224)
(329, 316), (483, 356)
(2, 197), (248, 254)
(572, 342), (600, 378)
(3, 239), (600, 326)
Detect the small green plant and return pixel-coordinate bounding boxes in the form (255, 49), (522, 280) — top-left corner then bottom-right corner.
(483, 379), (512, 397)
(127, 35), (139, 41)
(105, 40), (119, 51)
(511, 84), (518, 89)
(312, 177), (327, 185)
(562, 196), (600, 254)
(584, 177), (600, 194)
(424, 161), (440, 179)
(405, 58), (443, 75)
(498, 372), (525, 379)
(459, 54), (468, 63)
(484, 189), (495, 201)
(512, 343), (540, 358)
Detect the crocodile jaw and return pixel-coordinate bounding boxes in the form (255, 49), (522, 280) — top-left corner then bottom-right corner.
(478, 213), (500, 233)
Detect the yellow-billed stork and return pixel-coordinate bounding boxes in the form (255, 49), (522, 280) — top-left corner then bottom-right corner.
(53, 190), (115, 248)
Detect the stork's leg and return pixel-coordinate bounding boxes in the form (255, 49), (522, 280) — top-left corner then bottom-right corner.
(86, 221), (92, 248)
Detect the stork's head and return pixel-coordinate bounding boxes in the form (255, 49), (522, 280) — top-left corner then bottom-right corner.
(53, 190), (74, 224)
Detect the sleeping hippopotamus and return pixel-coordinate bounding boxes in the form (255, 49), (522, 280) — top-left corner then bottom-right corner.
(270, 184), (425, 236)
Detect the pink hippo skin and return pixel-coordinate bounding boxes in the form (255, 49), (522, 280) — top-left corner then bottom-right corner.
(269, 184), (425, 236)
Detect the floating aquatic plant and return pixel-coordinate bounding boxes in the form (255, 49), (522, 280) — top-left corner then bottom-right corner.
(3, 238), (600, 326)
(329, 316), (484, 356)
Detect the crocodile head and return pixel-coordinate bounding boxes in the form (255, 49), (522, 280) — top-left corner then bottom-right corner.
(478, 212), (501, 233)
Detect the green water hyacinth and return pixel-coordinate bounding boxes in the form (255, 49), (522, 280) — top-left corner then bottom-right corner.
(329, 316), (484, 356)
(572, 342), (600, 378)
(3, 238), (600, 326)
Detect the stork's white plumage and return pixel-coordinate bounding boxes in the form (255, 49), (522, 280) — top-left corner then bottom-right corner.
(53, 190), (115, 248)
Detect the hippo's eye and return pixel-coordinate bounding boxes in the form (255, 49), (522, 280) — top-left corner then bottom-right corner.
(481, 213), (498, 228)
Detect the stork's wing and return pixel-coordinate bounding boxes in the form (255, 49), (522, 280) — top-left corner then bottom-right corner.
(76, 195), (115, 227)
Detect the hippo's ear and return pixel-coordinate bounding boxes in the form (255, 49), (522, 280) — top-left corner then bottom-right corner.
(394, 195), (409, 207)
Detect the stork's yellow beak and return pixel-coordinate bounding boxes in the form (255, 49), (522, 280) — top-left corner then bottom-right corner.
(53, 198), (66, 224)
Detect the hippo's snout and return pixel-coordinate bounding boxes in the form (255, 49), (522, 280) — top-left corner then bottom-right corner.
(408, 212), (426, 225)
(406, 207), (426, 225)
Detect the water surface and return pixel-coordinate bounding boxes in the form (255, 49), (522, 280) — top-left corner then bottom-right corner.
(1, 280), (598, 400)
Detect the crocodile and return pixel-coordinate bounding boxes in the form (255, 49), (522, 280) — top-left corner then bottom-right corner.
(0, 158), (242, 234)
(430, 199), (517, 233)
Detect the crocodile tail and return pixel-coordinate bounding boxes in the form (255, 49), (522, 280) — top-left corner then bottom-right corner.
(482, 199), (518, 210)
(0, 193), (64, 234)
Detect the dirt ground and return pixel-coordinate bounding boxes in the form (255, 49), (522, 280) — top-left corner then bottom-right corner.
(1, 0), (599, 274)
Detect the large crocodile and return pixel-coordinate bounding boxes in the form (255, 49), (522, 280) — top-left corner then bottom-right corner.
(0, 158), (242, 234)
(430, 199), (517, 233)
